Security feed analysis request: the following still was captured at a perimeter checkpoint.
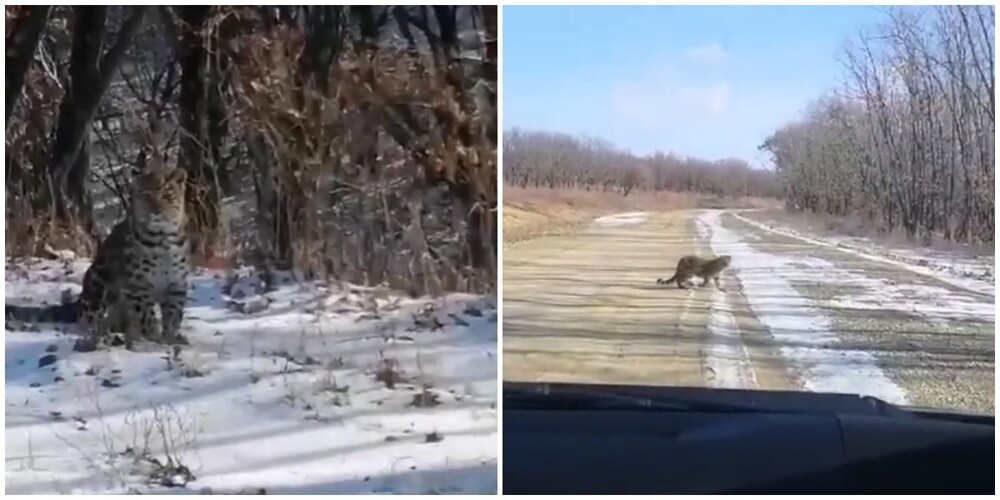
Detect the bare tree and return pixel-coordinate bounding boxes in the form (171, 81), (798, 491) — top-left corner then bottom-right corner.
(6, 5), (498, 296)
(761, 6), (994, 243)
(5, 6), (51, 125)
(46, 6), (147, 235)
(503, 129), (780, 199)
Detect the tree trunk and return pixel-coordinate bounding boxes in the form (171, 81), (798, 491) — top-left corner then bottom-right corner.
(5, 6), (51, 125)
(176, 6), (221, 260)
(46, 6), (146, 233)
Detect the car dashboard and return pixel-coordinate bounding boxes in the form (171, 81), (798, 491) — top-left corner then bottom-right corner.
(503, 382), (994, 494)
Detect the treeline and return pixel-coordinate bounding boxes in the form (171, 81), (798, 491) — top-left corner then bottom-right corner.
(5, 6), (497, 294)
(503, 129), (781, 199)
(761, 6), (994, 243)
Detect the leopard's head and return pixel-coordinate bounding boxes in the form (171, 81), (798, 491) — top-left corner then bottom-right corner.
(131, 166), (186, 221)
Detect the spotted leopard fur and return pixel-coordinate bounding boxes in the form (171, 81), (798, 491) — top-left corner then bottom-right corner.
(5, 166), (191, 350)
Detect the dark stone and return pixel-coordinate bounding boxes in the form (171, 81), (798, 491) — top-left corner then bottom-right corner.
(73, 338), (98, 352)
(38, 354), (57, 368)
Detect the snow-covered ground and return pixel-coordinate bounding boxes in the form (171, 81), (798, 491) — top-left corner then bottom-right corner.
(733, 212), (995, 298)
(4, 259), (497, 494)
(699, 209), (994, 406)
(699, 211), (909, 403)
(696, 216), (759, 390)
(593, 212), (649, 227)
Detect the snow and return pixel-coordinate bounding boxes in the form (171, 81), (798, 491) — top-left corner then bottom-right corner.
(4, 259), (89, 307)
(593, 212), (649, 227)
(4, 260), (497, 494)
(699, 211), (909, 404)
(704, 287), (759, 390)
(733, 213), (995, 298)
(696, 218), (758, 390)
(824, 275), (993, 325)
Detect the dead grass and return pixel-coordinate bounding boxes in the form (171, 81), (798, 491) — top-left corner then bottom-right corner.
(502, 186), (778, 245)
(503, 203), (593, 246)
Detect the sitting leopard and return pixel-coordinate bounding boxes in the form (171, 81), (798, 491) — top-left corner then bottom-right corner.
(6, 166), (190, 350)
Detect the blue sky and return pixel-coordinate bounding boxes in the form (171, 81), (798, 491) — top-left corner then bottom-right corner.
(503, 6), (890, 167)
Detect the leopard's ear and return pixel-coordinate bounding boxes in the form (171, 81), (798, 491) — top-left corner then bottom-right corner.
(132, 146), (151, 178)
(165, 167), (187, 185)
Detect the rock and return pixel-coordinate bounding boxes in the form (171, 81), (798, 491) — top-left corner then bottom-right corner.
(38, 354), (57, 368)
(410, 390), (441, 408)
(227, 296), (269, 314)
(155, 464), (195, 488)
(413, 314), (444, 331)
(448, 313), (469, 326)
(73, 337), (98, 353)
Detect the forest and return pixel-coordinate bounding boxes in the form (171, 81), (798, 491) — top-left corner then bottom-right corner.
(761, 6), (994, 243)
(5, 5), (497, 294)
(503, 129), (781, 200)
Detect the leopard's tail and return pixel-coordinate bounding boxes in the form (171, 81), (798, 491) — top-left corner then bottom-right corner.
(656, 272), (679, 286)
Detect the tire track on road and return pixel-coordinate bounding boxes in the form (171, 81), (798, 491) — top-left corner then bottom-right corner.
(723, 211), (994, 413)
(732, 212), (994, 298)
(696, 213), (760, 390)
(503, 211), (709, 386)
(702, 209), (910, 404)
(705, 287), (759, 389)
(503, 210), (798, 390)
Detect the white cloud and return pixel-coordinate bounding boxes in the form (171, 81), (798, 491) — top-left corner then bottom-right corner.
(611, 79), (731, 126)
(609, 47), (733, 134)
(682, 43), (729, 67)
(678, 83), (731, 116)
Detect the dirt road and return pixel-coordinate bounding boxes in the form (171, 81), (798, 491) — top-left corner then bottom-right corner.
(503, 210), (995, 414)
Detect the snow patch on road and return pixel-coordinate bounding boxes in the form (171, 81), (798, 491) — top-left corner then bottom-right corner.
(700, 211), (909, 404)
(697, 219), (758, 390)
(820, 267), (992, 325)
(593, 212), (649, 227)
(733, 213), (994, 297)
(731, 214), (993, 325)
(705, 290), (759, 390)
(5, 259), (497, 494)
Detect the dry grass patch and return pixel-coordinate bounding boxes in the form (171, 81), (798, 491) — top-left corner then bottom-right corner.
(502, 186), (777, 244)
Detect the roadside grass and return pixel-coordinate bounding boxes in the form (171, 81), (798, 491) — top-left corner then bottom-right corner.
(503, 186), (778, 245)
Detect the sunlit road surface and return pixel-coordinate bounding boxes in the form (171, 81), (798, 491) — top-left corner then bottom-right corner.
(502, 210), (994, 414)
